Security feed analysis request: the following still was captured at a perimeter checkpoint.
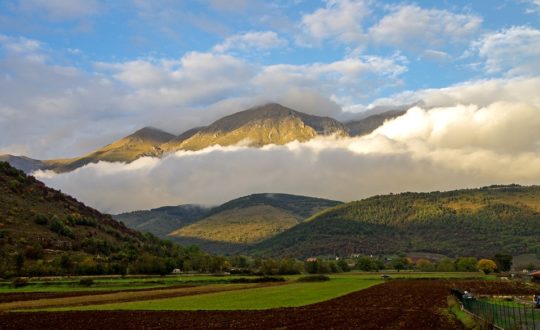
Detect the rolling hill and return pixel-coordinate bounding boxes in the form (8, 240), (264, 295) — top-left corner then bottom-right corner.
(251, 185), (540, 258)
(0, 161), (213, 276)
(114, 204), (210, 238)
(117, 193), (342, 253)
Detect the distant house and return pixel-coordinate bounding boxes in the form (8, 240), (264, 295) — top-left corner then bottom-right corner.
(530, 270), (540, 282)
(306, 257), (317, 262)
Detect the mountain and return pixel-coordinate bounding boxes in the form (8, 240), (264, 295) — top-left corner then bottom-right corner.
(114, 204), (210, 238)
(170, 193), (342, 245)
(46, 127), (175, 173)
(345, 110), (405, 136)
(119, 193), (342, 253)
(160, 103), (349, 152)
(0, 155), (47, 173)
(2, 103), (352, 173)
(251, 185), (540, 258)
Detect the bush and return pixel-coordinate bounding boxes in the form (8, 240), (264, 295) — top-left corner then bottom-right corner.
(79, 278), (94, 287)
(296, 275), (330, 282)
(50, 217), (74, 238)
(12, 277), (28, 288)
(230, 276), (286, 283)
(33, 214), (49, 225)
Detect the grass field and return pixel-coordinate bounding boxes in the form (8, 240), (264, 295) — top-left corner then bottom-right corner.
(44, 276), (382, 311)
(0, 272), (489, 294)
(0, 275), (245, 293)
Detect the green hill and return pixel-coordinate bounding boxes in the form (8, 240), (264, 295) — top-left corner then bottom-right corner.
(114, 204), (210, 238)
(0, 161), (217, 276)
(251, 185), (540, 258)
(119, 193), (341, 253)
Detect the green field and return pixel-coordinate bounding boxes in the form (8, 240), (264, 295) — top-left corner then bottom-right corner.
(0, 271), (489, 294)
(0, 275), (246, 293)
(44, 276), (382, 311)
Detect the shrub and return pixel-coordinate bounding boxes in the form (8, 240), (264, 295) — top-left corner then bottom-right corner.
(33, 214), (49, 225)
(296, 275), (330, 282)
(50, 217), (74, 238)
(79, 278), (94, 287)
(12, 277), (28, 288)
(231, 276), (286, 283)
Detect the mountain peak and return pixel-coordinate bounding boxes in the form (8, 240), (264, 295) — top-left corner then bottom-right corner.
(128, 127), (175, 142)
(160, 103), (348, 152)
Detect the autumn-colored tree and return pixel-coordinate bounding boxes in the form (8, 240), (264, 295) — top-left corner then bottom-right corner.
(477, 259), (497, 274)
(415, 258), (434, 271)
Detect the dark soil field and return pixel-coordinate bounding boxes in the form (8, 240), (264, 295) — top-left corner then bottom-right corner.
(0, 279), (535, 329)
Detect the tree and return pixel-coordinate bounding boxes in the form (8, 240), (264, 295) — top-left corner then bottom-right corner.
(391, 257), (408, 272)
(456, 257), (478, 272)
(493, 254), (512, 272)
(477, 259), (497, 274)
(356, 257), (375, 271)
(436, 258), (455, 272)
(415, 259), (434, 272)
(337, 259), (350, 272)
(15, 253), (25, 274)
(59, 254), (73, 275)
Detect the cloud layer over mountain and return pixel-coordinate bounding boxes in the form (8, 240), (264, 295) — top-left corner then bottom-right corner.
(35, 77), (540, 213)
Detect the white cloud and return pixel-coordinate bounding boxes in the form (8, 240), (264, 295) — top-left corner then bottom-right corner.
(298, 0), (369, 46)
(35, 98), (540, 213)
(369, 5), (481, 51)
(368, 77), (540, 110)
(253, 53), (407, 105)
(472, 26), (540, 76)
(213, 31), (288, 53)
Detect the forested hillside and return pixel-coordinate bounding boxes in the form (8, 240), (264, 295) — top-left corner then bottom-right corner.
(0, 162), (227, 277)
(252, 185), (540, 258)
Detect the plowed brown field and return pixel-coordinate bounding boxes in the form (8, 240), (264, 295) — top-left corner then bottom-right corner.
(0, 279), (534, 330)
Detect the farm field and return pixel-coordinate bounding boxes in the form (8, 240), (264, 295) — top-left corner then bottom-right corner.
(44, 276), (381, 311)
(0, 275), (247, 293)
(1, 278), (536, 330)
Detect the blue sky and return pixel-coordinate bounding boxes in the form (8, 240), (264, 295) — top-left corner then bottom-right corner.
(1, 0), (540, 159)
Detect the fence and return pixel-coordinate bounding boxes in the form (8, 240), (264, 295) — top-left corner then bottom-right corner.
(461, 298), (540, 330)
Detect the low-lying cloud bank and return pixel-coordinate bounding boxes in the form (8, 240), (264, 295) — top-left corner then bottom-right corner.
(35, 95), (540, 213)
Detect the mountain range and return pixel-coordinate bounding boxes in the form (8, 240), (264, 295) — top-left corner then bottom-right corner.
(115, 185), (540, 258)
(0, 103), (403, 174)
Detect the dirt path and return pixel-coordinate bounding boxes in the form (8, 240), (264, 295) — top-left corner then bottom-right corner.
(0, 283), (283, 311)
(0, 279), (534, 329)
